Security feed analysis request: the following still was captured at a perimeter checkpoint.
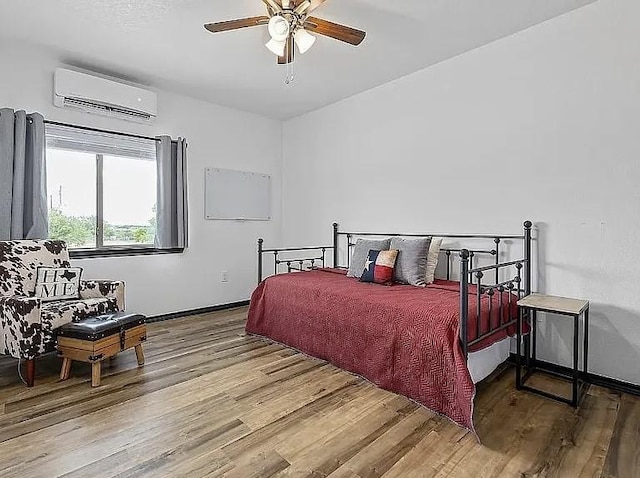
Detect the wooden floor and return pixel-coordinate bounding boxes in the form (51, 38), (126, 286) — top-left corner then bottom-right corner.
(0, 307), (638, 478)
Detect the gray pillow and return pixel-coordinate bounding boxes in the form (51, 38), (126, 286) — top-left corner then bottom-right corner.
(391, 237), (432, 286)
(347, 238), (392, 277)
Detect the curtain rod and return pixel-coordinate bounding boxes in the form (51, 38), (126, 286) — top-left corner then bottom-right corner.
(44, 120), (159, 142)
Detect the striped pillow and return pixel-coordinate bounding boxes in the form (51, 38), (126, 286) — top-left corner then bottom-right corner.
(425, 237), (443, 284)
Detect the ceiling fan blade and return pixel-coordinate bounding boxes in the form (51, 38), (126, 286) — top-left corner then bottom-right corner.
(261, 0), (282, 13)
(294, 1), (311, 15)
(281, 0), (291, 8)
(304, 17), (366, 46)
(277, 37), (294, 64)
(306, 0), (327, 14)
(204, 16), (269, 34)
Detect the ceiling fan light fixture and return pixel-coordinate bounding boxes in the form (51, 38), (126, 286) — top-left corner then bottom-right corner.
(293, 28), (316, 54)
(265, 38), (287, 56)
(268, 15), (290, 41)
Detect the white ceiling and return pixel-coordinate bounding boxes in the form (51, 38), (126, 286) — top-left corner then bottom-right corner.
(0, 0), (595, 119)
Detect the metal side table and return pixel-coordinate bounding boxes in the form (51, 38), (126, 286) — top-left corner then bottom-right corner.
(516, 293), (590, 407)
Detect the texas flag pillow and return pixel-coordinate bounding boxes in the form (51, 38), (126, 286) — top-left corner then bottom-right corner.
(360, 249), (399, 285)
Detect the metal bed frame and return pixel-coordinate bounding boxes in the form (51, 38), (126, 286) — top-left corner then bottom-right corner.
(257, 221), (533, 361)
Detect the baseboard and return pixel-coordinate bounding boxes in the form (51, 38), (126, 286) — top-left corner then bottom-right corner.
(508, 353), (640, 397)
(146, 300), (250, 323)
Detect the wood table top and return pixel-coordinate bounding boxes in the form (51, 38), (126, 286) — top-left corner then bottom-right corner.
(518, 293), (589, 315)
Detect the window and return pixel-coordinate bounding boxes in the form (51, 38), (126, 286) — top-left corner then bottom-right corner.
(46, 149), (98, 248)
(45, 124), (160, 256)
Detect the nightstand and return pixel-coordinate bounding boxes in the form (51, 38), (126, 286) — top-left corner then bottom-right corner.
(516, 293), (590, 407)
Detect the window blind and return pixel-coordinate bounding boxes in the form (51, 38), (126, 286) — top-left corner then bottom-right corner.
(45, 123), (157, 160)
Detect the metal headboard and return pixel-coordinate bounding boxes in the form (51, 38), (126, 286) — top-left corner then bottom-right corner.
(332, 223), (526, 286)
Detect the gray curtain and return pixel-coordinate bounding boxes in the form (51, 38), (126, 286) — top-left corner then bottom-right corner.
(0, 109), (48, 240)
(155, 136), (188, 249)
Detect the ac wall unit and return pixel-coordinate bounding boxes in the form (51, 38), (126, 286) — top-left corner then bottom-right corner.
(53, 68), (157, 124)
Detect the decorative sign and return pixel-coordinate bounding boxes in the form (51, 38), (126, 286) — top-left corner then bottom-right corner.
(34, 267), (83, 301)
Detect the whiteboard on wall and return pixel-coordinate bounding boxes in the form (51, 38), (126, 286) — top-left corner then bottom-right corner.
(205, 168), (271, 221)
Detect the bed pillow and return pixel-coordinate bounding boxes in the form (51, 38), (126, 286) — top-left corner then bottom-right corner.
(390, 236), (432, 287)
(347, 238), (392, 277)
(425, 237), (443, 284)
(34, 266), (83, 301)
(360, 249), (398, 285)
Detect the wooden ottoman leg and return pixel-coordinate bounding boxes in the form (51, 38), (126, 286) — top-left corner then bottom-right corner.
(60, 358), (72, 381)
(134, 344), (145, 366)
(25, 358), (35, 387)
(91, 362), (101, 388)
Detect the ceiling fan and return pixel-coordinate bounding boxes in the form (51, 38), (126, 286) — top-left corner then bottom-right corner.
(204, 0), (366, 66)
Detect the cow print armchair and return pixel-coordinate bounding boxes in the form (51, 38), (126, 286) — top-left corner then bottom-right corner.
(0, 240), (125, 386)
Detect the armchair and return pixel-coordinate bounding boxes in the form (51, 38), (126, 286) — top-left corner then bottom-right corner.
(0, 240), (125, 386)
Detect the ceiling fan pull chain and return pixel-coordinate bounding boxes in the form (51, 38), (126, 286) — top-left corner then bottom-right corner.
(286, 63), (295, 84)
(285, 40), (295, 85)
(290, 58), (296, 84)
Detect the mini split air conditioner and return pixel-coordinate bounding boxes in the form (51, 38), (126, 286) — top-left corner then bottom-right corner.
(53, 68), (157, 124)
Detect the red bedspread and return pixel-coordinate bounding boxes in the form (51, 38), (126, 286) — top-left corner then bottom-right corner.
(246, 268), (518, 432)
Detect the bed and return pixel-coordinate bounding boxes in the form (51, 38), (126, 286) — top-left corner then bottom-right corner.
(247, 222), (533, 433)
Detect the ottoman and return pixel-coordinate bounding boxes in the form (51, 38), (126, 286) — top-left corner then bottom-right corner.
(56, 312), (147, 387)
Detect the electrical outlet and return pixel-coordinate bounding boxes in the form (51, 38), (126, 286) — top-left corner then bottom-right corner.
(221, 271), (229, 283)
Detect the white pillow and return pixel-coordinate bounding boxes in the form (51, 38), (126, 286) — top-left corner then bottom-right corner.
(425, 237), (443, 284)
(34, 267), (83, 301)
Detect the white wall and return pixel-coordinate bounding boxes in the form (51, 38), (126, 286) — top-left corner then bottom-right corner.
(0, 43), (282, 317)
(282, 0), (640, 385)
